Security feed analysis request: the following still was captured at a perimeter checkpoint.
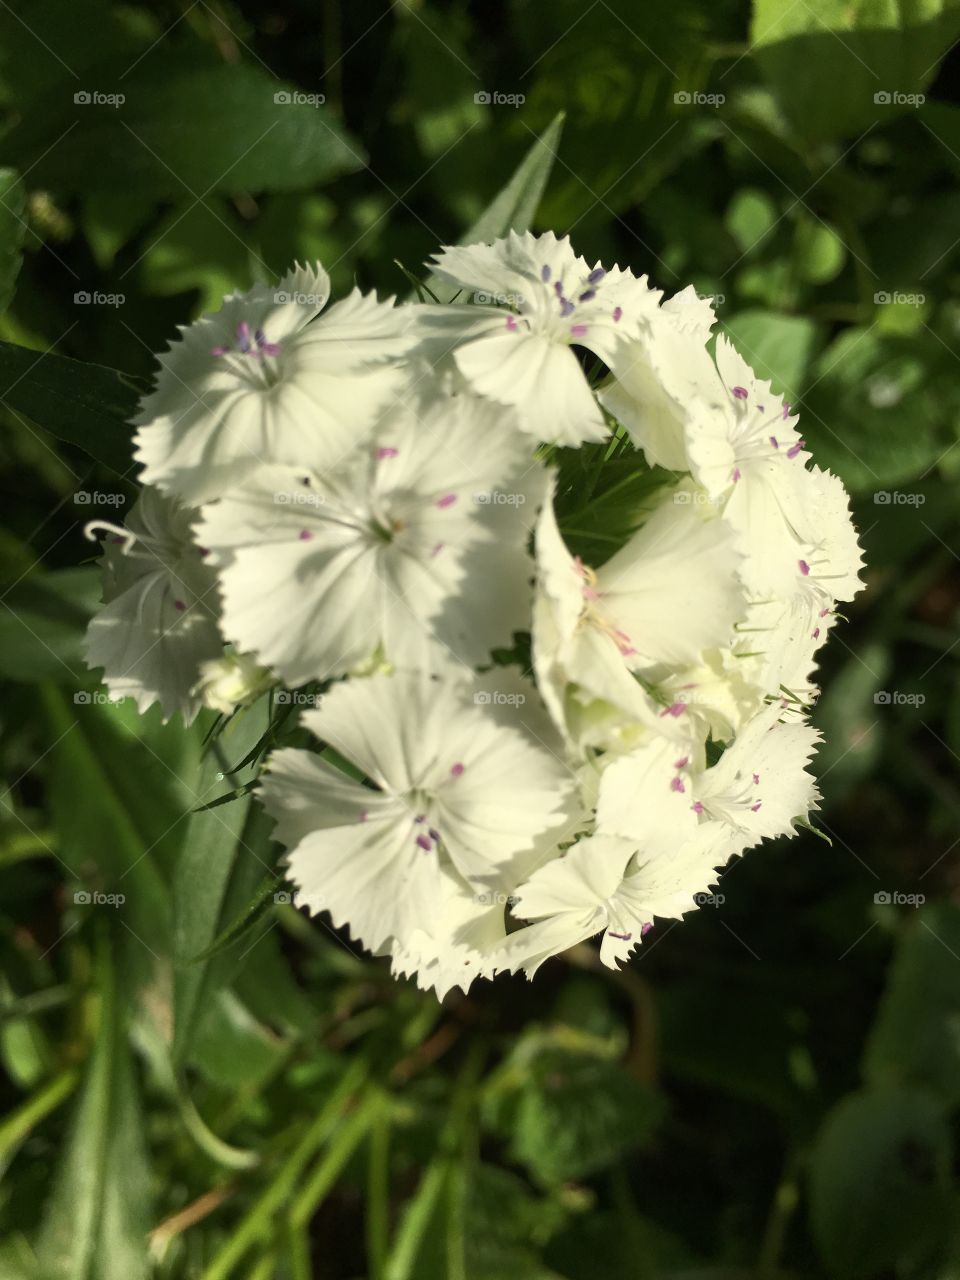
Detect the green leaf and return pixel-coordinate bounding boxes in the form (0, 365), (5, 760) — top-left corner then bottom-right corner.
(171, 700), (275, 1063)
(718, 310), (823, 399)
(863, 904), (960, 1107)
(751, 0), (960, 142)
(9, 53), (365, 201)
(0, 568), (100, 683)
(0, 341), (145, 473)
(187, 990), (288, 1092)
(484, 1032), (662, 1186)
(36, 936), (152, 1280)
(422, 113), (564, 301)
(0, 168), (26, 314)
(808, 1087), (953, 1276)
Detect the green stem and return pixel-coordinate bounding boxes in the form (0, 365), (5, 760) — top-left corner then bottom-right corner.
(198, 1057), (368, 1280)
(366, 1095), (391, 1280)
(288, 1089), (383, 1229)
(0, 1066), (78, 1170)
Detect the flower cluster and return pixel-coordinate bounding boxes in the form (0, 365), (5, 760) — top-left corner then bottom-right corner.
(83, 234), (863, 997)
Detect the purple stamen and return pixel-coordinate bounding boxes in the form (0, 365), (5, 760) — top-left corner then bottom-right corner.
(587, 267), (606, 284)
(732, 385), (748, 401)
(415, 834), (432, 852)
(640, 922), (654, 938)
(570, 323), (589, 338)
(608, 930), (632, 941)
(798, 559), (810, 576)
(770, 436), (779, 449)
(506, 314), (518, 331)
(670, 776), (686, 794)
(782, 402), (792, 419)
(450, 762), (465, 777)
(692, 801), (705, 815)
(173, 599), (185, 611)
(237, 322), (252, 353)
(812, 627), (821, 640)
(750, 801), (762, 812)
(732, 467), (742, 483)
(541, 264), (551, 282)
(428, 828), (440, 842)
(612, 306), (622, 322)
(554, 280), (564, 298)
(786, 440), (805, 459)
(414, 815), (426, 824)
(436, 493), (457, 509)
(559, 298), (575, 317)
(299, 529), (314, 541)
(675, 756), (689, 768)
(659, 702), (686, 718)
(578, 289), (596, 303)
(376, 446), (399, 460)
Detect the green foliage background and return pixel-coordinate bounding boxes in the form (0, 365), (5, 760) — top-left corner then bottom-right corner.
(2, 1), (960, 1276)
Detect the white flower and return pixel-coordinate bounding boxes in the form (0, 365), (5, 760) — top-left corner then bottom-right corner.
(198, 394), (544, 686)
(421, 231), (662, 446)
(83, 487), (222, 723)
(492, 827), (729, 977)
(192, 650), (274, 716)
(258, 671), (577, 957)
(134, 263), (414, 504)
(692, 701), (821, 855)
(598, 285), (718, 469)
(532, 477), (745, 746)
